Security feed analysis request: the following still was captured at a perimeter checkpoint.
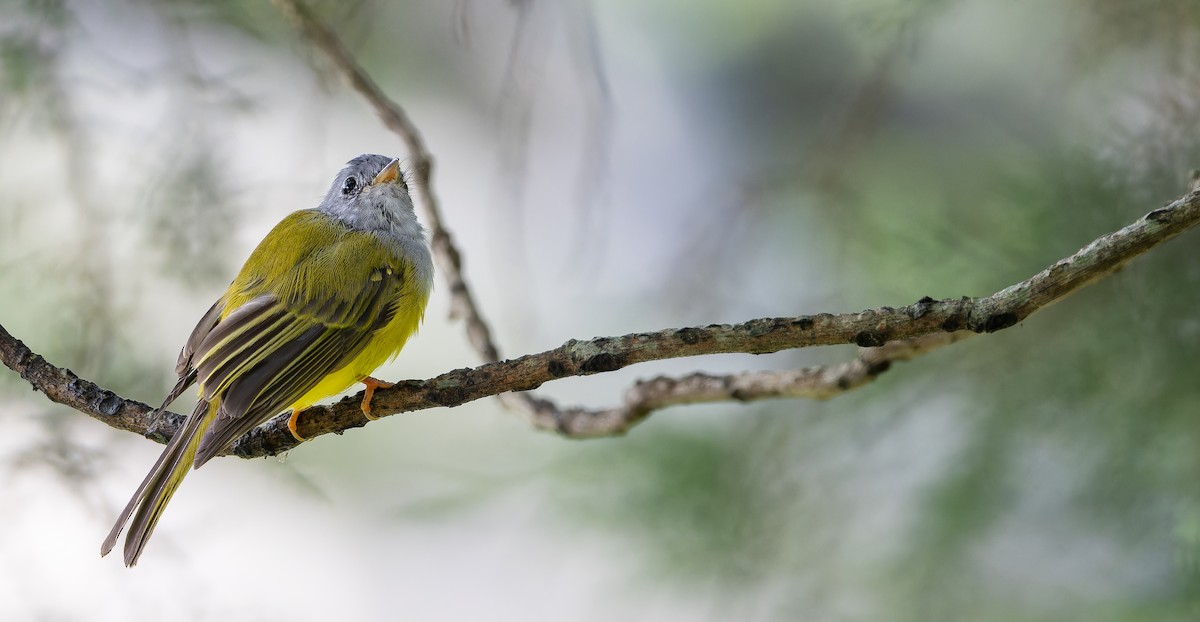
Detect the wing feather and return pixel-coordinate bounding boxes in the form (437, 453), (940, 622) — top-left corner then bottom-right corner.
(188, 261), (404, 467)
(193, 325), (368, 466)
(177, 300), (225, 376)
(198, 309), (293, 400)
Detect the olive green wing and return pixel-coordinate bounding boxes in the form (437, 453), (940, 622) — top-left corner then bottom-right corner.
(190, 262), (405, 468)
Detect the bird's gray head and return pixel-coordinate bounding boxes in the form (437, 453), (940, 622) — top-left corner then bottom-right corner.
(318, 154), (419, 235)
(317, 154), (434, 292)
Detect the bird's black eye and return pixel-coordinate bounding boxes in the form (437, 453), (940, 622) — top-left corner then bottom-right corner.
(341, 177), (358, 195)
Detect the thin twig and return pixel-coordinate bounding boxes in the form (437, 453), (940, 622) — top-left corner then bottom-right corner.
(271, 0), (500, 359)
(3, 187), (1198, 455)
(535, 332), (972, 438)
(271, 0), (561, 420)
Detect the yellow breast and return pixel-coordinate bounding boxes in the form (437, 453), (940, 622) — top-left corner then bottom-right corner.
(216, 209), (433, 412)
(289, 282), (430, 410)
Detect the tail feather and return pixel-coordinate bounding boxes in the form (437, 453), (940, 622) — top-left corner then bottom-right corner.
(101, 399), (213, 567)
(99, 371), (198, 558)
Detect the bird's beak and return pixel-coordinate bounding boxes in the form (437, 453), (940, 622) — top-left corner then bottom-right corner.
(372, 158), (401, 185)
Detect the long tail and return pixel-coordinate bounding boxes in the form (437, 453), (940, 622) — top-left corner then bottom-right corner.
(101, 399), (214, 566)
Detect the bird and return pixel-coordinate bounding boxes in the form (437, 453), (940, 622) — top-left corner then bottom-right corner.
(102, 154), (434, 566)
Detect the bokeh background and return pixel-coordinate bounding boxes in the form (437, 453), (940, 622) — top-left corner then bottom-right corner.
(2, 0), (1199, 620)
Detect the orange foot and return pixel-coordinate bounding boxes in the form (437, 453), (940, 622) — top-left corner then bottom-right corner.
(287, 408), (306, 442)
(360, 376), (394, 421)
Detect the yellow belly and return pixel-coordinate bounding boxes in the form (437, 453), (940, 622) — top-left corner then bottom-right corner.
(288, 287), (430, 410)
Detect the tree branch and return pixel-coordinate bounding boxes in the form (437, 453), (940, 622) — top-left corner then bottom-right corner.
(2, 187), (1198, 456)
(520, 332), (972, 438)
(3, 0), (1198, 460)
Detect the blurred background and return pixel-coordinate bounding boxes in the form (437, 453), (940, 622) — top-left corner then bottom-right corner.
(1, 0), (1199, 620)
